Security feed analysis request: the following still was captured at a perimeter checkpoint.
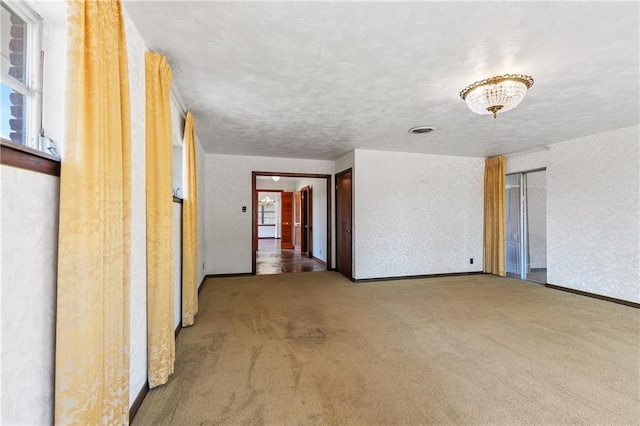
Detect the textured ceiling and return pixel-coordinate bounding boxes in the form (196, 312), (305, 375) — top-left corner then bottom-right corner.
(124, 1), (639, 160)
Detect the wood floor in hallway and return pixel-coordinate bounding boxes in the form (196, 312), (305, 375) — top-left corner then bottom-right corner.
(132, 273), (640, 425)
(256, 238), (326, 275)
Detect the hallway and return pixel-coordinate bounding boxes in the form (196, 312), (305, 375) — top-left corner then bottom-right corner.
(256, 239), (326, 275)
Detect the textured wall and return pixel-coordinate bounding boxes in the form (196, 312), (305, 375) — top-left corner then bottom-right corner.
(353, 150), (484, 279)
(334, 150), (355, 176)
(205, 154), (333, 274)
(173, 203), (182, 329)
(257, 179), (297, 192)
(123, 8), (149, 408)
(507, 125), (640, 303)
(197, 137), (206, 287)
(172, 146), (183, 197)
(170, 95), (185, 198)
(505, 148), (548, 174)
(1, 166), (59, 425)
(547, 126), (639, 302)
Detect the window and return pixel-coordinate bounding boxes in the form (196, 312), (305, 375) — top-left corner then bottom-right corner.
(1, 0), (42, 150)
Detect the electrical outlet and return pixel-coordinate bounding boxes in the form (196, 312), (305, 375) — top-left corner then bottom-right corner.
(202, 262), (205, 270)
(470, 258), (474, 264)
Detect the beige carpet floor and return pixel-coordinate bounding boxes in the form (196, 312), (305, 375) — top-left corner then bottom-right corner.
(132, 272), (640, 425)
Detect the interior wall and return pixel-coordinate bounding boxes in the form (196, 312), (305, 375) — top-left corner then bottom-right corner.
(507, 125), (640, 303)
(172, 202), (182, 329)
(353, 149), (484, 280)
(257, 179), (297, 192)
(170, 93), (186, 198)
(334, 151), (355, 176)
(0, 167), (59, 425)
(196, 136), (206, 288)
(204, 153), (333, 274)
(172, 146), (183, 197)
(123, 8), (148, 408)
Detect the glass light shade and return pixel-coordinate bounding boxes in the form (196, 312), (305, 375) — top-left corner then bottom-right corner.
(272, 176), (280, 181)
(259, 196), (275, 206)
(460, 74), (533, 118)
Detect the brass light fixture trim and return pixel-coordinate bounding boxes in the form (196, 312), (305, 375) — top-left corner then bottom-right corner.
(460, 74), (534, 118)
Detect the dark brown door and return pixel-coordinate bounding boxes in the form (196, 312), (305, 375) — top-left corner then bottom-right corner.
(294, 191), (302, 252)
(281, 192), (293, 249)
(301, 186), (312, 257)
(336, 169), (352, 279)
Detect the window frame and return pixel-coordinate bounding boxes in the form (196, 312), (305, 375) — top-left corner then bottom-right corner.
(1, 0), (43, 151)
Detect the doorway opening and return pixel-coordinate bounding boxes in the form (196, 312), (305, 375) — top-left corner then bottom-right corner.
(506, 168), (547, 283)
(252, 172), (332, 275)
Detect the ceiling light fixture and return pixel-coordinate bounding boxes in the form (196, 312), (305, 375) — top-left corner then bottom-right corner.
(460, 74), (534, 118)
(272, 176), (280, 182)
(259, 196), (275, 206)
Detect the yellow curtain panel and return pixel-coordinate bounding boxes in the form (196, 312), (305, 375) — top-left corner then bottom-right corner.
(182, 112), (199, 326)
(483, 156), (506, 276)
(145, 52), (175, 388)
(55, 0), (131, 423)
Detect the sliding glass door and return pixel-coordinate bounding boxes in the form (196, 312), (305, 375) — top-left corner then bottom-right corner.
(506, 174), (522, 277)
(525, 171), (547, 282)
(506, 170), (547, 283)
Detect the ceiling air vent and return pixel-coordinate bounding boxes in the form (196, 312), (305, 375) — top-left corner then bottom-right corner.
(408, 126), (435, 134)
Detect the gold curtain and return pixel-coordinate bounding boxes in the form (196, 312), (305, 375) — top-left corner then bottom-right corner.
(55, 0), (131, 423)
(182, 112), (199, 326)
(483, 156), (506, 276)
(145, 52), (175, 388)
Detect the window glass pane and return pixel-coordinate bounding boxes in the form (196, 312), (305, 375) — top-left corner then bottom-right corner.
(1, 3), (27, 84)
(1, 82), (26, 145)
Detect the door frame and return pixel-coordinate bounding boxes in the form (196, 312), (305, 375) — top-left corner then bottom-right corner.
(251, 171), (332, 275)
